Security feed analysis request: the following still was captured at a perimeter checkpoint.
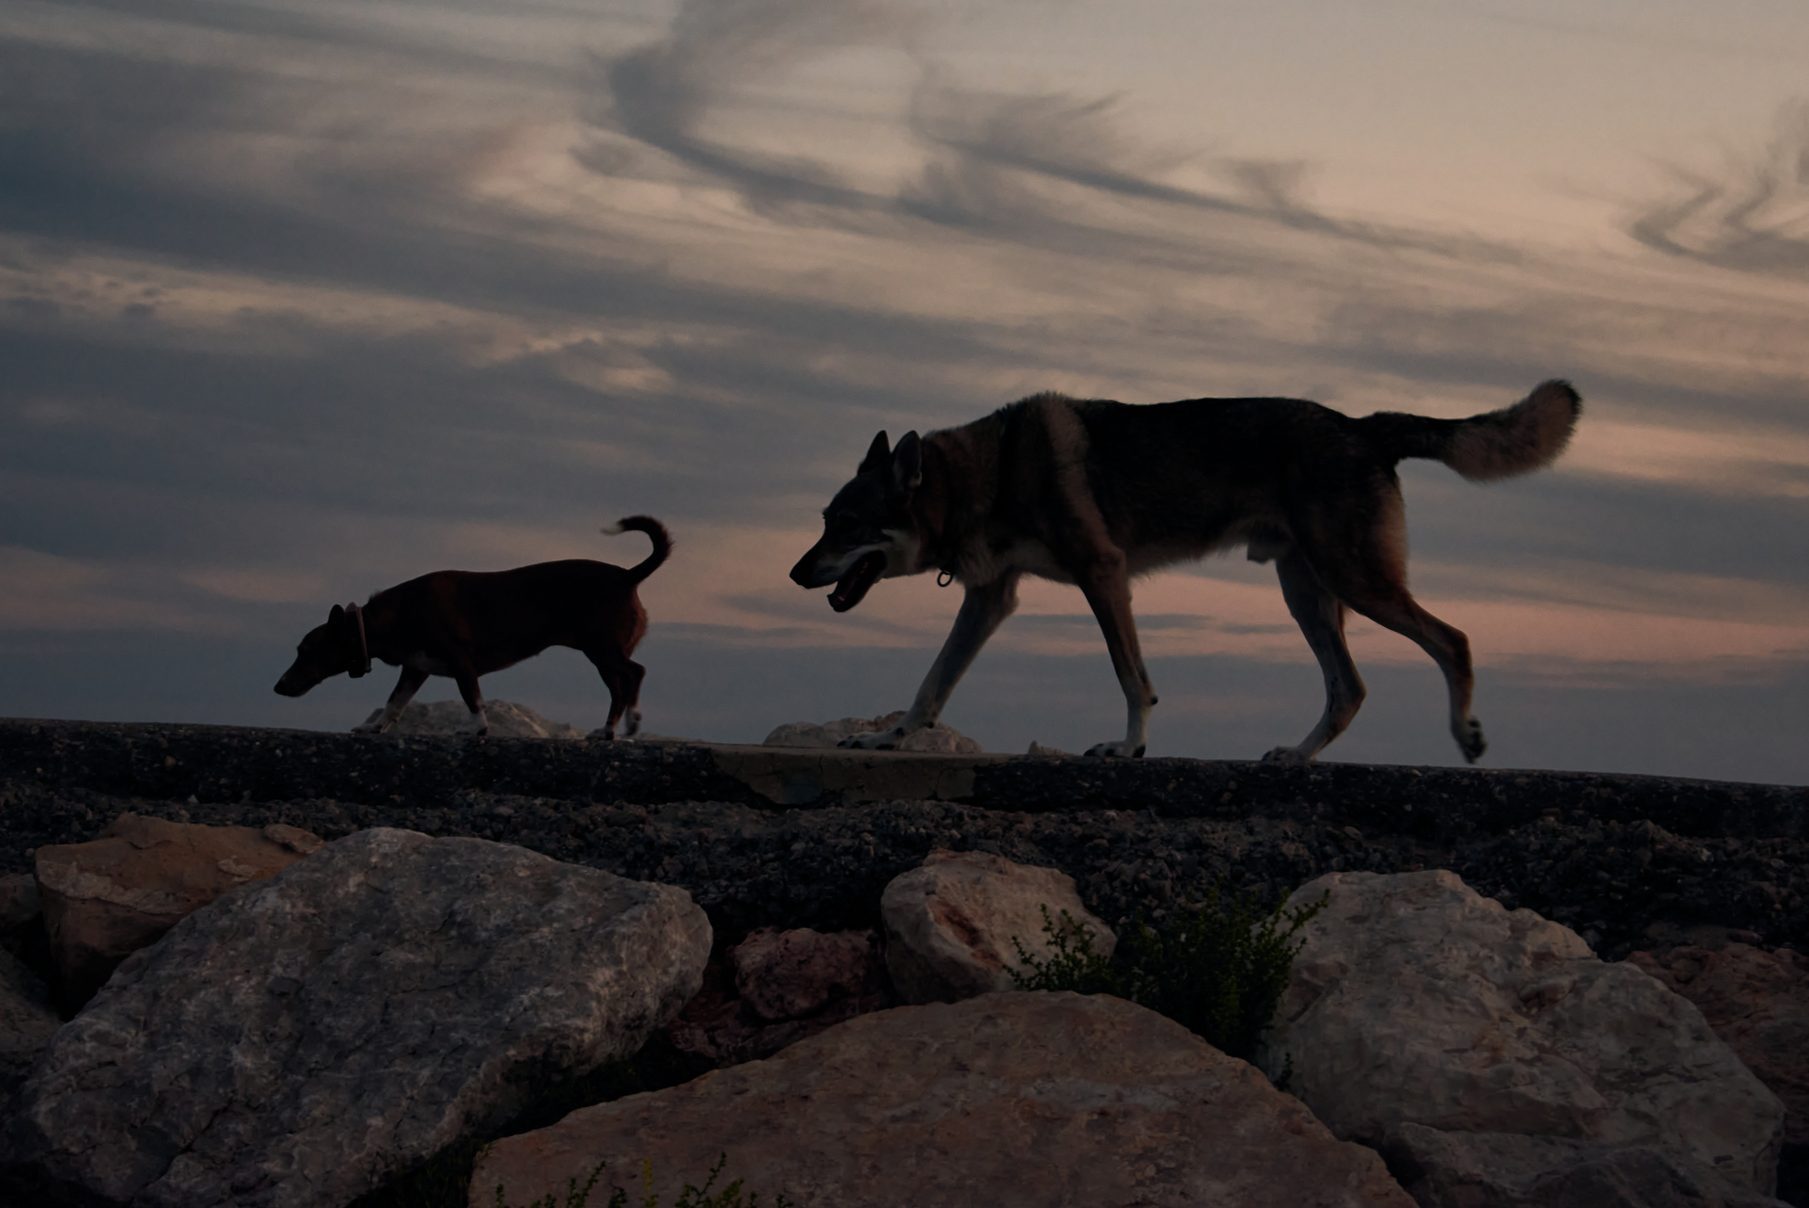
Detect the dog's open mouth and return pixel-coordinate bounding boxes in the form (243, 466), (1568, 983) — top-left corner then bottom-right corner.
(828, 552), (887, 612)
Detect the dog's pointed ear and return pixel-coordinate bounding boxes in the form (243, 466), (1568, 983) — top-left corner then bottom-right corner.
(859, 430), (890, 474)
(893, 431), (923, 497)
(329, 604), (346, 625)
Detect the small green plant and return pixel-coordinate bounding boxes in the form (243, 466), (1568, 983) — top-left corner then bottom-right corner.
(495, 1154), (791, 1208)
(1010, 886), (1327, 1062)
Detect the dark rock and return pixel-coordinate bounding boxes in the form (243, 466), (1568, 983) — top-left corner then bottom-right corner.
(0, 949), (57, 1110)
(1389, 1125), (1789, 1207)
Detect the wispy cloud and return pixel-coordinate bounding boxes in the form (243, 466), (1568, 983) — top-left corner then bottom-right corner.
(1628, 100), (1809, 277)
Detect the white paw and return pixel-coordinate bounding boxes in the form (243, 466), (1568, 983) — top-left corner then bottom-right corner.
(622, 708), (642, 738)
(1456, 717), (1486, 763)
(1083, 740), (1146, 759)
(840, 728), (906, 750)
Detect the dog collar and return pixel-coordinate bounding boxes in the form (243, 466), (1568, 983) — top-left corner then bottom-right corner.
(937, 569), (955, 588)
(346, 602), (371, 677)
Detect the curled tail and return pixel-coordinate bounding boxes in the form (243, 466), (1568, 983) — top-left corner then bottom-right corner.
(602, 515), (672, 583)
(1362, 379), (1581, 482)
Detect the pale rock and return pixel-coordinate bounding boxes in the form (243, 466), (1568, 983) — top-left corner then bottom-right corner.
(763, 712), (981, 754)
(361, 698), (582, 738)
(473, 992), (1413, 1208)
(881, 849), (1114, 1004)
(1261, 869), (1787, 1206)
(1628, 944), (1809, 1147)
(33, 812), (323, 1006)
(2, 828), (711, 1208)
(1630, 943), (1809, 1203)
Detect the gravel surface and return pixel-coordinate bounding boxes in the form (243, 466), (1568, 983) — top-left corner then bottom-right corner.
(4, 720), (1805, 959)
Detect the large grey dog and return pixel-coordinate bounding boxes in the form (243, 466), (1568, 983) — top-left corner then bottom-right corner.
(790, 380), (1580, 761)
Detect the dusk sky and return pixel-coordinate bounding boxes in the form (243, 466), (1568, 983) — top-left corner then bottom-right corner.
(3, 0), (1807, 783)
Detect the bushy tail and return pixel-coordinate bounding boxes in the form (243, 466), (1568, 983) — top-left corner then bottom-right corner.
(1361, 379), (1582, 482)
(602, 515), (672, 582)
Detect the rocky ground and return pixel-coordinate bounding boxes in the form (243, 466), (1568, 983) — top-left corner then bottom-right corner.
(1, 717), (1804, 960)
(3, 715), (1806, 1206)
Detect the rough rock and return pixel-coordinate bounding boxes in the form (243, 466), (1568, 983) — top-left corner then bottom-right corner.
(1261, 869), (1787, 1205)
(666, 928), (889, 1065)
(0, 949), (58, 1108)
(1629, 943), (1809, 1204)
(33, 812), (323, 1007)
(0, 872), (40, 962)
(360, 698), (582, 738)
(1628, 944), (1809, 1144)
(763, 712), (982, 754)
(1, 827), (711, 1208)
(1388, 1124), (1787, 1207)
(731, 926), (884, 1022)
(881, 849), (1115, 1004)
(472, 992), (1414, 1208)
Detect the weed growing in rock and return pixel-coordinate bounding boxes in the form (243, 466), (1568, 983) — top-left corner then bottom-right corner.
(493, 1154), (791, 1207)
(1010, 886), (1327, 1062)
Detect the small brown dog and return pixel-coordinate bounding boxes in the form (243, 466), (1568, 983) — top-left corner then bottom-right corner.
(275, 517), (670, 738)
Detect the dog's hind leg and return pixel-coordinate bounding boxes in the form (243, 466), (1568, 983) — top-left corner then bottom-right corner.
(356, 666), (429, 734)
(452, 666), (490, 737)
(1263, 551), (1365, 763)
(1348, 589), (1481, 762)
(587, 650), (646, 740)
(1078, 552), (1156, 759)
(842, 574), (1020, 750)
(1305, 494), (1483, 763)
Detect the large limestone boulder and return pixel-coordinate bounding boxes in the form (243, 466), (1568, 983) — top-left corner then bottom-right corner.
(1628, 944), (1809, 1147)
(881, 849), (1115, 1004)
(473, 992), (1413, 1208)
(1630, 943), (1809, 1203)
(1261, 870), (1787, 1206)
(0, 949), (58, 1107)
(2, 828), (711, 1208)
(360, 698), (582, 738)
(763, 712), (981, 754)
(1390, 1124), (1787, 1208)
(34, 812), (323, 1007)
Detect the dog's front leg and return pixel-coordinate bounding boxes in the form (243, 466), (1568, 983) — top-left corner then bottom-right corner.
(1078, 555), (1155, 758)
(841, 574), (1019, 750)
(452, 667), (490, 738)
(355, 667), (428, 734)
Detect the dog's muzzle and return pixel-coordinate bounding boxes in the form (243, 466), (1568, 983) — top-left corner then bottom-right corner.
(789, 549), (836, 589)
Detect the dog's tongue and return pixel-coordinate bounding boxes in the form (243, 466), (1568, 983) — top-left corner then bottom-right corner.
(829, 552), (887, 612)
